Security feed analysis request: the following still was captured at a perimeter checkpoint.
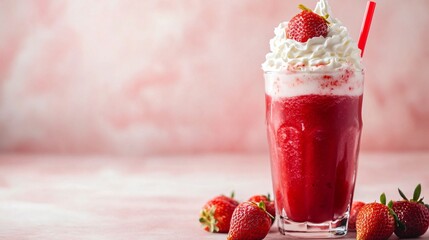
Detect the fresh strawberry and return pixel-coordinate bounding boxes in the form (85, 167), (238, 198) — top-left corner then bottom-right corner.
(286, 4), (329, 43)
(227, 201), (273, 240)
(392, 184), (429, 238)
(349, 201), (366, 232)
(356, 193), (400, 240)
(247, 194), (276, 225)
(199, 193), (239, 233)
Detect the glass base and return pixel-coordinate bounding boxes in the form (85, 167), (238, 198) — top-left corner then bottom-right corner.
(277, 215), (348, 238)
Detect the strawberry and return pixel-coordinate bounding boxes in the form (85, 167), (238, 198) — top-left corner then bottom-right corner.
(348, 201), (366, 232)
(247, 194), (276, 225)
(286, 4), (329, 43)
(356, 193), (401, 240)
(199, 193), (239, 233)
(227, 201), (273, 240)
(392, 184), (429, 238)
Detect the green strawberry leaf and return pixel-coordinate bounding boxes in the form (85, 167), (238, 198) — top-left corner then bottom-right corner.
(413, 184), (422, 202)
(398, 188), (408, 201)
(230, 191), (235, 199)
(258, 201), (266, 211)
(388, 200), (393, 209)
(380, 193), (387, 205)
(390, 208), (406, 231)
(199, 206), (219, 233)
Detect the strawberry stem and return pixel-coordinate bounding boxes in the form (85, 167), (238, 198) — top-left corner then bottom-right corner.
(298, 4), (330, 25)
(251, 201), (275, 222)
(323, 14), (331, 24)
(258, 201), (266, 211)
(230, 191), (235, 199)
(298, 4), (312, 12)
(259, 201), (275, 221)
(266, 211), (275, 221)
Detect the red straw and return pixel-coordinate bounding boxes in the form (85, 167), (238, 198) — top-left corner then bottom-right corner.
(358, 1), (376, 57)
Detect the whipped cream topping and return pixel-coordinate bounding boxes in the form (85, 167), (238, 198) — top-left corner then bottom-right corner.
(262, 0), (362, 72)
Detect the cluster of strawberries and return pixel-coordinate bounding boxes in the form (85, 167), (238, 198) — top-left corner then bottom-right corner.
(199, 185), (429, 240)
(349, 184), (429, 240)
(199, 193), (275, 240)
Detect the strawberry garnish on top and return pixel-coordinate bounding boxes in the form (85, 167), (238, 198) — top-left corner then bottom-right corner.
(392, 184), (429, 238)
(199, 192), (239, 233)
(286, 4), (329, 43)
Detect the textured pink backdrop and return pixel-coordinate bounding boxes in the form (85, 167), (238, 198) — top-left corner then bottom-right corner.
(0, 0), (428, 156)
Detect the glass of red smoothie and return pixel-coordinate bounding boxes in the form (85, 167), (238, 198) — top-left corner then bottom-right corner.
(264, 69), (363, 237)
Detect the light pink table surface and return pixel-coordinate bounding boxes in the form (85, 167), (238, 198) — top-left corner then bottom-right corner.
(0, 152), (428, 240)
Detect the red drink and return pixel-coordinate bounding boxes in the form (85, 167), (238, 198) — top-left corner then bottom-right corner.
(264, 70), (363, 237)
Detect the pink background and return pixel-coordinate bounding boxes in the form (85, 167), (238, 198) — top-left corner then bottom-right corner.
(1, 2), (429, 239)
(1, 0), (429, 156)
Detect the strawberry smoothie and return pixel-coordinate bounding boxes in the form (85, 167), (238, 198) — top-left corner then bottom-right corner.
(265, 71), (363, 234)
(262, 0), (364, 237)
(266, 92), (362, 224)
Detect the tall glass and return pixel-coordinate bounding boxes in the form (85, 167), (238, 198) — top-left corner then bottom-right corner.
(264, 69), (363, 238)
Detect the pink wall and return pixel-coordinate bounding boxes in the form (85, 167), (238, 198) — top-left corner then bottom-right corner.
(1, 0), (428, 156)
